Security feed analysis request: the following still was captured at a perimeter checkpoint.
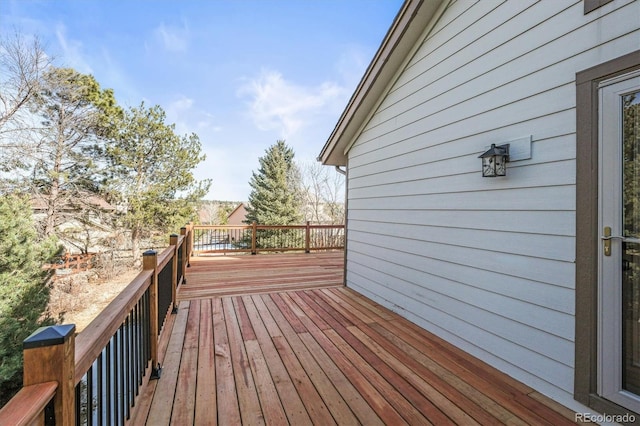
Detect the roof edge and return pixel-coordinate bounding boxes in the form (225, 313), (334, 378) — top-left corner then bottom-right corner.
(317, 0), (448, 166)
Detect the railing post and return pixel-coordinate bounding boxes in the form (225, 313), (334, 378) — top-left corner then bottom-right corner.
(181, 226), (191, 267)
(188, 223), (193, 266)
(23, 324), (76, 426)
(143, 250), (162, 379)
(251, 222), (257, 255)
(305, 221), (311, 253)
(180, 226), (190, 276)
(169, 234), (179, 313)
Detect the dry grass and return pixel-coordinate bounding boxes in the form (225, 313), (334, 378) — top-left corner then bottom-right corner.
(48, 267), (141, 333)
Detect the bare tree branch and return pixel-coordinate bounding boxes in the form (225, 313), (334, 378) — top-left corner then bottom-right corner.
(0, 32), (50, 130)
(299, 161), (345, 224)
(0, 32), (51, 175)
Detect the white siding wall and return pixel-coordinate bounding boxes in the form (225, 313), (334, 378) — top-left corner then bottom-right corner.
(346, 0), (640, 410)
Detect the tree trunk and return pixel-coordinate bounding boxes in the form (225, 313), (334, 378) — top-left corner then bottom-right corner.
(131, 227), (141, 265)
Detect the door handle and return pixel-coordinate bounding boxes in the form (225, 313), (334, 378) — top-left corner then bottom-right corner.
(602, 226), (640, 256)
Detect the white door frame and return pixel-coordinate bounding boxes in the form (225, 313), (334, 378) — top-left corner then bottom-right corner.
(598, 72), (640, 412)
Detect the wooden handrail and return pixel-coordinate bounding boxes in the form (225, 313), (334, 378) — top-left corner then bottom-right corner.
(0, 222), (342, 423)
(0, 225), (194, 424)
(74, 270), (153, 384)
(0, 381), (58, 426)
(191, 223), (345, 255)
(157, 245), (175, 271)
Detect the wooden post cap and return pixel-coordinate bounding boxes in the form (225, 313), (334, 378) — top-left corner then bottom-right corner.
(143, 250), (157, 256)
(23, 325), (76, 349)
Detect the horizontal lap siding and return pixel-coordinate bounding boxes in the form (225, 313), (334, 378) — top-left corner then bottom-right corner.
(345, 0), (640, 409)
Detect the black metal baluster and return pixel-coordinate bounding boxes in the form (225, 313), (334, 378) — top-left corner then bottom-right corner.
(113, 329), (120, 426)
(143, 290), (150, 368)
(75, 378), (82, 425)
(134, 302), (140, 390)
(127, 314), (132, 413)
(138, 299), (144, 384)
(138, 299), (145, 384)
(106, 339), (112, 426)
(97, 352), (103, 426)
(86, 366), (93, 426)
(118, 324), (127, 424)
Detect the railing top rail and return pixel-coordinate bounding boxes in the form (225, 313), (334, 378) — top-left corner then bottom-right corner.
(193, 224), (252, 229)
(255, 225), (306, 230)
(157, 245), (175, 271)
(193, 224), (344, 228)
(0, 225), (195, 424)
(74, 269), (153, 384)
(0, 381), (57, 426)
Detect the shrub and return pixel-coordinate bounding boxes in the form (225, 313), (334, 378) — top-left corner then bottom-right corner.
(0, 195), (59, 407)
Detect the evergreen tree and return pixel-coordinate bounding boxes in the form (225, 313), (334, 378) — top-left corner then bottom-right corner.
(105, 102), (210, 262)
(0, 194), (58, 406)
(246, 140), (302, 225)
(28, 67), (121, 238)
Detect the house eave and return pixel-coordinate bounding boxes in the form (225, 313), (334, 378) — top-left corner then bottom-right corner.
(317, 0), (447, 166)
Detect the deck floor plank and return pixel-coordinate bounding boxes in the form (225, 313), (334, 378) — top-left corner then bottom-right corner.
(256, 294), (345, 425)
(357, 293), (572, 426)
(222, 297), (265, 425)
(294, 291), (444, 425)
(179, 252), (344, 300)
(332, 286), (537, 424)
(271, 294), (390, 425)
(194, 299), (217, 426)
(242, 295), (312, 425)
(212, 298), (242, 425)
(145, 300), (190, 425)
(254, 296), (358, 425)
(371, 322), (525, 425)
(244, 339), (289, 424)
(315, 289), (508, 425)
(170, 299), (200, 425)
(136, 252), (578, 425)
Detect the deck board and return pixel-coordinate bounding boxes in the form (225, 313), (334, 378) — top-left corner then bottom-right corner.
(135, 252), (578, 425)
(194, 298), (216, 425)
(179, 252), (344, 300)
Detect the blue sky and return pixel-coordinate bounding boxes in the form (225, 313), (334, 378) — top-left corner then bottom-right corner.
(1, 0), (403, 200)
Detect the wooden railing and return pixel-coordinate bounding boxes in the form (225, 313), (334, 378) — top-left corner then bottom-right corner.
(43, 253), (96, 279)
(192, 222), (344, 255)
(0, 225), (193, 426)
(0, 221), (341, 424)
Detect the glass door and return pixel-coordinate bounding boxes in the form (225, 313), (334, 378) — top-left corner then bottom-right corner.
(599, 75), (640, 412)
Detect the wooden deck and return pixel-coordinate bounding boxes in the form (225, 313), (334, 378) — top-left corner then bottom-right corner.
(178, 252), (345, 300)
(132, 252), (578, 425)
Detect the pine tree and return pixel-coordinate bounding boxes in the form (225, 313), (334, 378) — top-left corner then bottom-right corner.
(105, 102), (210, 262)
(0, 194), (58, 406)
(28, 67), (121, 238)
(246, 140), (302, 225)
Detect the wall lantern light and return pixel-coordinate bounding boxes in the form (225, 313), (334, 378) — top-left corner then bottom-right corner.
(479, 143), (510, 177)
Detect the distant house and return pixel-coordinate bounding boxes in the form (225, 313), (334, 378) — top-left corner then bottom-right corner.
(319, 0), (640, 417)
(31, 192), (117, 253)
(226, 203), (248, 225)
(31, 193), (116, 215)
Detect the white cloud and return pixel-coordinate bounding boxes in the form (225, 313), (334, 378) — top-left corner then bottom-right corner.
(335, 45), (371, 90)
(154, 20), (189, 53)
(55, 23), (93, 74)
(238, 69), (347, 139)
(164, 95), (221, 136)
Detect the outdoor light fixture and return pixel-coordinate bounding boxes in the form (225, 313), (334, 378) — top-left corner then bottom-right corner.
(479, 143), (510, 177)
